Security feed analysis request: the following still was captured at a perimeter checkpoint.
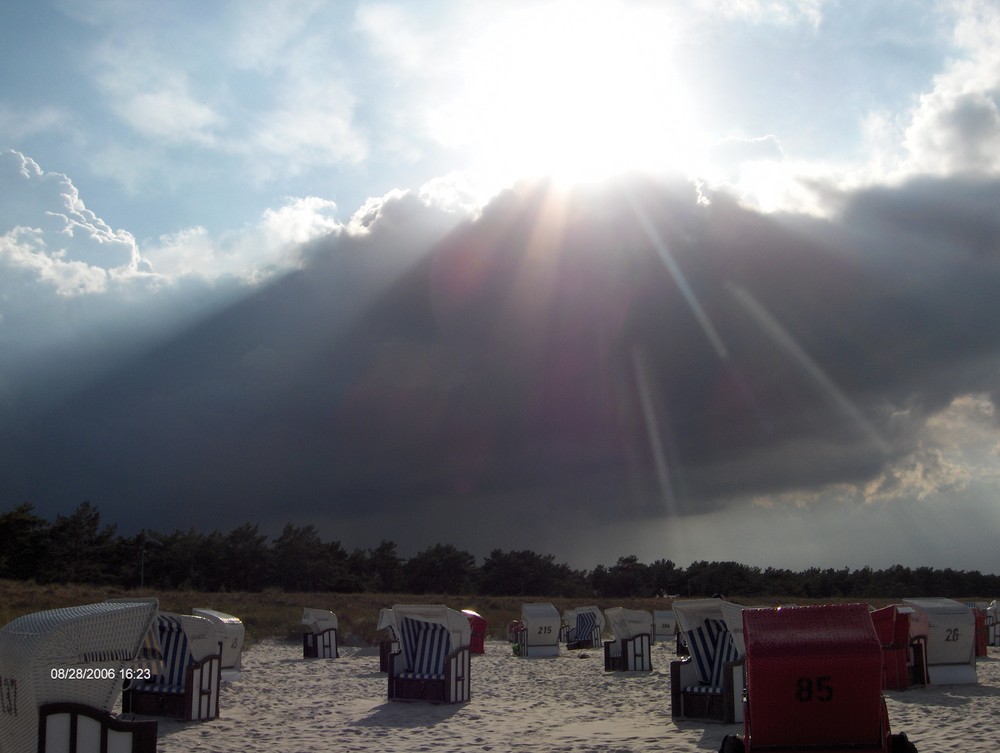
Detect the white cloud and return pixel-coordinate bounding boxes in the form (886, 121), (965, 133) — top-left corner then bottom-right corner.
(0, 103), (71, 141)
(0, 150), (140, 295)
(897, 1), (1000, 175)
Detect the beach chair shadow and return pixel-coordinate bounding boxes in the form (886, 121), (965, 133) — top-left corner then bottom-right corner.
(0, 599), (160, 753)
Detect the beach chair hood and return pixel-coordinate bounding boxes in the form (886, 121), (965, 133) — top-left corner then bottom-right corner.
(388, 605), (471, 648)
(0, 599), (158, 753)
(605, 608), (653, 640)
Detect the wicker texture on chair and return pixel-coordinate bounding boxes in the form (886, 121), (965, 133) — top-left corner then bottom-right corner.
(0, 600), (159, 753)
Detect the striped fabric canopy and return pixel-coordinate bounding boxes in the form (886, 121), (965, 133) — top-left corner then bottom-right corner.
(399, 617), (451, 678)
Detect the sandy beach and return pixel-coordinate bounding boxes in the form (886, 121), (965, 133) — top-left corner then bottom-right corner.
(145, 639), (1000, 753)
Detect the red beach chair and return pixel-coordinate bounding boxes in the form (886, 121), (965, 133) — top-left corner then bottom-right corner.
(720, 603), (916, 753)
(462, 609), (487, 654)
(870, 605), (910, 690)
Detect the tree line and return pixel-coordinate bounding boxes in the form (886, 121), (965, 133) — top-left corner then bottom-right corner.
(2, 502), (998, 599)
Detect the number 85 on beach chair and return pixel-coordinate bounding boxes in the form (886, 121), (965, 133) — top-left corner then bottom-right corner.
(719, 603), (917, 753)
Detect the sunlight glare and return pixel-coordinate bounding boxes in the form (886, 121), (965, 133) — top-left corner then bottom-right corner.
(441, 2), (706, 188)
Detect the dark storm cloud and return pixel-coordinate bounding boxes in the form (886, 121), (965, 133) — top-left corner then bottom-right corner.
(4, 173), (1000, 543)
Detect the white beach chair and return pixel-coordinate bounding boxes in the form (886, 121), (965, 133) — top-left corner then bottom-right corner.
(987, 600), (1000, 647)
(192, 608), (245, 681)
(903, 597), (977, 685)
(514, 603), (561, 657)
(122, 612), (223, 721)
(653, 609), (677, 644)
(301, 608), (339, 659)
(670, 598), (745, 724)
(385, 605), (471, 703)
(603, 607), (653, 671)
(0, 599), (159, 753)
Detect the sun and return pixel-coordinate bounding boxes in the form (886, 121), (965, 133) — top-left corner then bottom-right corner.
(436, 2), (707, 189)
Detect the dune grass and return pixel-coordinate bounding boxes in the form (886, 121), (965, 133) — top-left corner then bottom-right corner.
(0, 579), (916, 647)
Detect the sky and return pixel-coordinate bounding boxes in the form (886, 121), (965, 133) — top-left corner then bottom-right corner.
(2, 0), (1000, 574)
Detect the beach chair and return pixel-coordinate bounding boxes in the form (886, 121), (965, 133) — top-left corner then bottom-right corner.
(0, 599), (159, 753)
(462, 609), (487, 654)
(987, 600), (1000, 647)
(301, 608), (339, 659)
(192, 608), (245, 681)
(653, 609), (678, 647)
(513, 603), (561, 657)
(122, 612), (223, 721)
(385, 605), (472, 703)
(963, 603), (988, 657)
(870, 605), (911, 690)
(565, 606), (604, 650)
(603, 607), (652, 672)
(903, 598), (977, 685)
(377, 607), (399, 672)
(721, 603), (914, 753)
(670, 598), (744, 724)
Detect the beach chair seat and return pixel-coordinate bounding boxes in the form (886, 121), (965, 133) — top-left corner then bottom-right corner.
(671, 617), (742, 723)
(0, 600), (160, 753)
(604, 608), (652, 672)
(388, 614), (471, 703)
(301, 608), (339, 659)
(731, 603), (915, 753)
(122, 613), (222, 721)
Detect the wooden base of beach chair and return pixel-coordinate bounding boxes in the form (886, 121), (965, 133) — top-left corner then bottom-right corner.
(303, 627), (338, 659)
(604, 634), (652, 672)
(387, 646), (471, 704)
(38, 703), (157, 753)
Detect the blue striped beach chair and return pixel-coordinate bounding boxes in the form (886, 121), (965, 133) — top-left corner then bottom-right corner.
(122, 613), (222, 721)
(670, 615), (742, 723)
(566, 607), (604, 650)
(388, 615), (471, 703)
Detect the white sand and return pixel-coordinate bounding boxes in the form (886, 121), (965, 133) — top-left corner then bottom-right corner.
(149, 641), (1000, 753)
